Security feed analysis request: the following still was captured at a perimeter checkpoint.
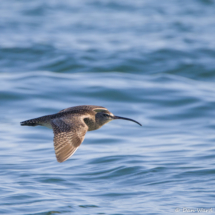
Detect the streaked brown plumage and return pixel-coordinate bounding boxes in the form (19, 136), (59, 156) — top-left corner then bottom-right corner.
(21, 105), (142, 163)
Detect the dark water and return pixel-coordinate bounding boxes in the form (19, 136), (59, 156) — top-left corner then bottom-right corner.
(1, 0), (215, 214)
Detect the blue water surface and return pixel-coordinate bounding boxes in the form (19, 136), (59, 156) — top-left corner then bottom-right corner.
(1, 0), (215, 214)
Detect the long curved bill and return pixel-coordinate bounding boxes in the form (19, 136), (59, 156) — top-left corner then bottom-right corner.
(112, 115), (142, 126)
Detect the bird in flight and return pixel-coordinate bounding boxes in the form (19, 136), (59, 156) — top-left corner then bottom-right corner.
(21, 105), (142, 163)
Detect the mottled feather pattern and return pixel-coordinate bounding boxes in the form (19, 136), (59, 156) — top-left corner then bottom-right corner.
(21, 106), (107, 162)
(21, 105), (141, 162)
(51, 115), (88, 162)
(21, 115), (52, 126)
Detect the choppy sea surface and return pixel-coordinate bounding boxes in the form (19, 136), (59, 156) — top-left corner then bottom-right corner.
(1, 0), (215, 214)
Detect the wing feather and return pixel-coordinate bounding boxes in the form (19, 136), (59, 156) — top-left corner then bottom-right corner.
(58, 105), (107, 113)
(51, 116), (88, 163)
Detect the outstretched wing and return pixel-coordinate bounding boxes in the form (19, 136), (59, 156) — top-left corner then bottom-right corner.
(51, 116), (88, 163)
(58, 105), (107, 113)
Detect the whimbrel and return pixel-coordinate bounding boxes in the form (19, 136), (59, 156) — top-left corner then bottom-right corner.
(21, 105), (142, 163)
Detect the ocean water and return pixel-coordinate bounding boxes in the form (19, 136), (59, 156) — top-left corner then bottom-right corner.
(1, 0), (215, 214)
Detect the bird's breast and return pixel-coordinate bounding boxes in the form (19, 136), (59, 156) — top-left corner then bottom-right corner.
(84, 117), (100, 131)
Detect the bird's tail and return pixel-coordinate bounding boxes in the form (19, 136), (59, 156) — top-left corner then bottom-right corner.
(20, 115), (50, 127)
(20, 118), (39, 126)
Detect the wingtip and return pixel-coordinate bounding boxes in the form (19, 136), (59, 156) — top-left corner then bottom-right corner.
(56, 157), (64, 163)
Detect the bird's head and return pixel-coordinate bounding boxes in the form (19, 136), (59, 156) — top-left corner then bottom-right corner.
(95, 110), (142, 127)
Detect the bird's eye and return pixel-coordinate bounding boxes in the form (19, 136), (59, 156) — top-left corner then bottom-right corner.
(103, 113), (109, 117)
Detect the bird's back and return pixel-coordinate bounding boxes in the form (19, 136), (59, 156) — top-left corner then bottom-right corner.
(20, 105), (106, 128)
